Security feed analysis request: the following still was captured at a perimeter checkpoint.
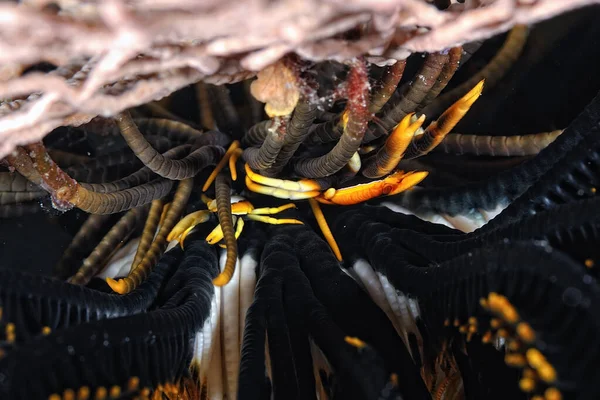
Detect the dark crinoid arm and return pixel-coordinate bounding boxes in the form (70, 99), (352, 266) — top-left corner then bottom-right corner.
(0, 241), (218, 400)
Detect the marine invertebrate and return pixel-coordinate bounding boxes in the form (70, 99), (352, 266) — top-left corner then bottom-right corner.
(1, 3), (600, 400)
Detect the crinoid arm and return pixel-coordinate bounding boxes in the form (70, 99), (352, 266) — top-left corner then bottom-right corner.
(362, 113), (426, 179)
(212, 172), (239, 287)
(203, 141), (241, 191)
(405, 79), (485, 160)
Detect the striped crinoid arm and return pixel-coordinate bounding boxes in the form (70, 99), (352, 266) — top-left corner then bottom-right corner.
(369, 60), (407, 116)
(415, 46), (463, 113)
(47, 149), (92, 167)
(362, 113), (426, 179)
(4, 146), (45, 186)
(70, 178), (174, 215)
(304, 117), (343, 146)
(54, 213), (112, 279)
(267, 100), (319, 175)
(81, 117), (227, 147)
(140, 101), (202, 129)
(292, 58), (370, 179)
(129, 118), (229, 147)
(241, 120), (271, 148)
(207, 84), (243, 140)
(0, 171), (41, 193)
(115, 112), (225, 180)
(243, 116), (289, 172)
(422, 25), (529, 119)
(7, 141), (173, 214)
(195, 81), (216, 130)
(437, 130), (563, 156)
(68, 205), (148, 285)
(367, 52), (449, 142)
(0, 189), (46, 205)
(22, 142), (79, 211)
(212, 172), (239, 287)
(79, 144), (191, 193)
(404, 80), (484, 160)
(0, 201), (42, 219)
(106, 178), (193, 294)
(131, 199), (165, 271)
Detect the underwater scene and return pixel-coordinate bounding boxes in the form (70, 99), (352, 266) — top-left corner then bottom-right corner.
(1, 1), (600, 399)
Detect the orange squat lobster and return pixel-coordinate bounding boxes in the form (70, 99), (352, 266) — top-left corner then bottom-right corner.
(182, 79), (484, 284)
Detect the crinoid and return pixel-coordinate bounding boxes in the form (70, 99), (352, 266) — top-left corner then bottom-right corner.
(1, 2), (600, 400)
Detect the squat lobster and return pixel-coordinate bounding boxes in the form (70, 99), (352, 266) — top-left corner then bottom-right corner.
(168, 195), (302, 246)
(168, 194), (303, 285)
(243, 162), (428, 262)
(245, 162), (428, 206)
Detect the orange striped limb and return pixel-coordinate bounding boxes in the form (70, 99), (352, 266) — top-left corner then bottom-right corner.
(133, 199), (165, 271)
(158, 202), (171, 226)
(362, 113), (425, 178)
(406, 80), (484, 159)
(316, 170), (428, 206)
(107, 179), (193, 294)
(202, 141), (241, 191)
(429, 79), (484, 137)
